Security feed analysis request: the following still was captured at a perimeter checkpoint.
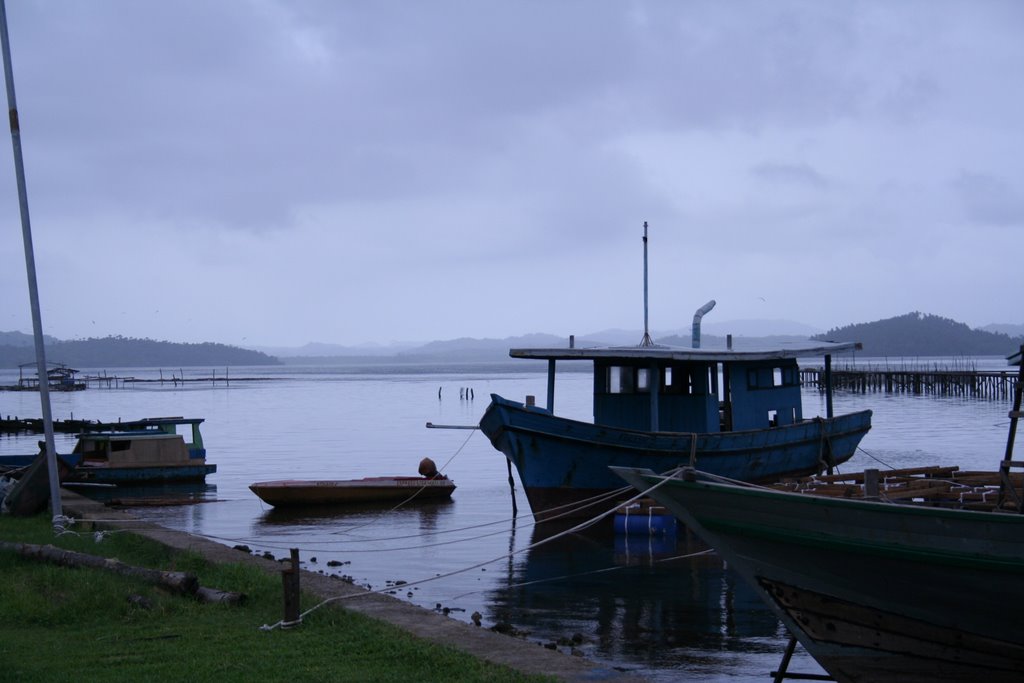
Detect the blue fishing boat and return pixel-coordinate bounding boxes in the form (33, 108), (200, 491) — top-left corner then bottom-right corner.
(0, 417), (215, 484)
(480, 341), (872, 521)
(477, 224), (871, 521)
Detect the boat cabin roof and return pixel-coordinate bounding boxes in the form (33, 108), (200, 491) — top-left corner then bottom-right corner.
(509, 340), (860, 364)
(121, 417), (204, 427)
(79, 432), (182, 442)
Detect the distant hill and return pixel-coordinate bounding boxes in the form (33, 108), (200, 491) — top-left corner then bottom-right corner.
(812, 312), (1023, 357)
(251, 340), (422, 358)
(0, 330), (59, 347)
(0, 334), (280, 368)
(982, 323), (1024, 338)
(659, 333), (813, 349)
(701, 319), (823, 337)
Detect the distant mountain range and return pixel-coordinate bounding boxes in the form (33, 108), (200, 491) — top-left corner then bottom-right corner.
(249, 320), (823, 359)
(981, 323), (1024, 338)
(1, 313), (1021, 369)
(0, 334), (279, 368)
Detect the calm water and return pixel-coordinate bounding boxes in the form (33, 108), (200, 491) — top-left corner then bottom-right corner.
(0, 359), (1016, 681)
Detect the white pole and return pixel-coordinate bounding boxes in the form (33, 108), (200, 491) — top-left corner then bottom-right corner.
(640, 221), (653, 347)
(0, 0), (63, 521)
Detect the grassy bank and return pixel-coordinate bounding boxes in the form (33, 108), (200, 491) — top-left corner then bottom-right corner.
(0, 514), (551, 682)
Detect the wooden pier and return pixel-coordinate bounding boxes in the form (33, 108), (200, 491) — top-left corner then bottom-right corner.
(79, 368), (267, 389)
(801, 367), (1018, 399)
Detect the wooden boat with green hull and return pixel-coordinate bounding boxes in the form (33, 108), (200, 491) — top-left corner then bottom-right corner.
(614, 464), (1024, 683)
(612, 349), (1024, 682)
(0, 417), (215, 484)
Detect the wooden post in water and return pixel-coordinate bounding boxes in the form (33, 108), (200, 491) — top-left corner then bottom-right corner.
(864, 469), (880, 499)
(824, 355), (834, 419)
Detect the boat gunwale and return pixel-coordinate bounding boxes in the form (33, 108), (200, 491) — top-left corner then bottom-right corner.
(612, 466), (1024, 527)
(250, 477), (455, 489)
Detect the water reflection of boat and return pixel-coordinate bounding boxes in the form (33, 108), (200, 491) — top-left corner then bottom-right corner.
(82, 481), (218, 507)
(484, 525), (783, 668)
(254, 497), (454, 525)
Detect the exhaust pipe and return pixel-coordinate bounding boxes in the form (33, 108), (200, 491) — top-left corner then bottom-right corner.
(691, 300), (716, 348)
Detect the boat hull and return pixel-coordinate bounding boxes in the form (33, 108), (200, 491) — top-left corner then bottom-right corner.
(613, 467), (1024, 683)
(64, 462), (217, 484)
(249, 477), (456, 507)
(480, 394), (871, 520)
(0, 454), (214, 484)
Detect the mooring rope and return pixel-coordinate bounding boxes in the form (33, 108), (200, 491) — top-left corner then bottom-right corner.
(207, 483), (640, 552)
(447, 548), (715, 600)
(258, 466), (687, 631)
(855, 444), (898, 471)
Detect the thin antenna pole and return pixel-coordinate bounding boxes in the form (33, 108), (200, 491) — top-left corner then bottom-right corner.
(640, 221), (653, 347)
(0, 0), (63, 521)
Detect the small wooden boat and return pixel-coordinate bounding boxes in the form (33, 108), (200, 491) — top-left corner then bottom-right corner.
(249, 476), (456, 508)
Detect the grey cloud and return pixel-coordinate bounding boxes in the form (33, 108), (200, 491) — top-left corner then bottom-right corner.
(953, 172), (1024, 227)
(750, 162), (829, 189)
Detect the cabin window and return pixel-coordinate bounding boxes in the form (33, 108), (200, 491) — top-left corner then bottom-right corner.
(663, 366), (685, 394)
(748, 366), (794, 390)
(607, 366), (635, 394)
(768, 410), (778, 427)
(111, 440), (131, 452)
(637, 368), (650, 392)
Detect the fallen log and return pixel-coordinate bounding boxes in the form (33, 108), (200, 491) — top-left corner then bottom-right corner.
(0, 541), (199, 594)
(196, 586), (247, 605)
(1, 541), (249, 603)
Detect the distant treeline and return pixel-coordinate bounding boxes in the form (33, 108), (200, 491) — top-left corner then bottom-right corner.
(813, 312), (1023, 357)
(0, 335), (280, 368)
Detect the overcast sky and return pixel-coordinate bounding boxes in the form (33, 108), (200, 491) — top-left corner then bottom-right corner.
(1, 1), (1021, 347)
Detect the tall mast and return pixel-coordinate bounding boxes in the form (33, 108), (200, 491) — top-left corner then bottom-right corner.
(1, 0), (63, 521)
(640, 221), (653, 347)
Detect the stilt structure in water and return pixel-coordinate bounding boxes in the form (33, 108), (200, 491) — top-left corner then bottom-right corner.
(800, 365), (1019, 399)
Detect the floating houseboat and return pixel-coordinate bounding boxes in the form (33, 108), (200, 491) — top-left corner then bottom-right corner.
(0, 417), (215, 484)
(1, 362), (85, 392)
